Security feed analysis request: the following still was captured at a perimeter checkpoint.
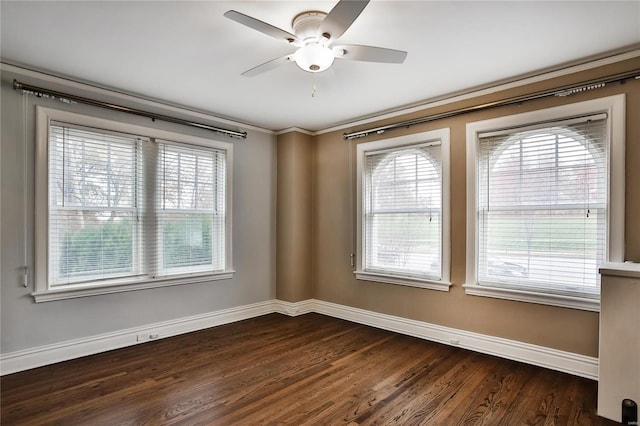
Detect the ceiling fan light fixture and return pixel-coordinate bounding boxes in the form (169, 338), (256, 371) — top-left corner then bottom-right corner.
(225, 1), (408, 77)
(294, 42), (334, 73)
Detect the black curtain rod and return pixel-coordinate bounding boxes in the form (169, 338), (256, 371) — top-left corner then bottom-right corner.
(13, 79), (248, 139)
(343, 69), (640, 140)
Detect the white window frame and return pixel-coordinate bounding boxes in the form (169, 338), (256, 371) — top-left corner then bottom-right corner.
(465, 95), (625, 311)
(34, 106), (234, 302)
(355, 128), (451, 291)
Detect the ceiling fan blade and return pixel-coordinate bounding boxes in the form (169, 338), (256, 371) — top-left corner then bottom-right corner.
(241, 54), (295, 77)
(318, 0), (370, 42)
(334, 45), (408, 63)
(224, 10), (300, 45)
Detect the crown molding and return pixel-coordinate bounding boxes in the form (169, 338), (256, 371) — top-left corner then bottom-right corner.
(275, 127), (314, 136)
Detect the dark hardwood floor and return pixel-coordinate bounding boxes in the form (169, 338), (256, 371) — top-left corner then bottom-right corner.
(1, 313), (615, 425)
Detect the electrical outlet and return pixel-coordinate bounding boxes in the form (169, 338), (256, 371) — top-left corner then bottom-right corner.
(136, 332), (160, 342)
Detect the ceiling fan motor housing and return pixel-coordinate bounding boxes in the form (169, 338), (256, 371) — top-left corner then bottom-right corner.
(292, 11), (327, 42)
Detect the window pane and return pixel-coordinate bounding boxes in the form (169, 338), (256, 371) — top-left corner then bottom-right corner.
(366, 212), (441, 276)
(158, 143), (225, 274)
(49, 126), (137, 209)
(51, 210), (136, 284)
(479, 209), (603, 290)
(160, 213), (214, 269)
(48, 124), (143, 286)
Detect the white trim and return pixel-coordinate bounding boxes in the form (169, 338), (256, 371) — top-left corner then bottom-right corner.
(37, 106), (234, 151)
(275, 127), (313, 136)
(312, 299), (599, 380)
(272, 299), (316, 316)
(355, 128), (451, 289)
(599, 261), (640, 279)
(465, 95), (626, 310)
(462, 283), (600, 312)
(0, 299), (599, 379)
(1, 62), (273, 135)
(607, 96), (626, 262)
(0, 300), (275, 376)
(31, 272), (235, 303)
(354, 271), (451, 291)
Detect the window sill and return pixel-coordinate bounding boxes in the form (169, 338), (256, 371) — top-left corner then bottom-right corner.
(599, 261), (640, 279)
(462, 283), (600, 312)
(32, 271), (235, 303)
(355, 271), (451, 292)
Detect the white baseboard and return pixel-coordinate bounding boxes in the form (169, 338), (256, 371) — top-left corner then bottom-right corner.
(0, 300), (275, 376)
(312, 299), (598, 380)
(1, 298), (598, 380)
(272, 299), (315, 316)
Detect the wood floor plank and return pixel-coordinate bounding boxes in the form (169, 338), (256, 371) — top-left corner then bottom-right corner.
(1, 313), (616, 425)
(355, 350), (484, 425)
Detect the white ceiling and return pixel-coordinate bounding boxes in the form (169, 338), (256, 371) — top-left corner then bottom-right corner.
(1, 1), (639, 132)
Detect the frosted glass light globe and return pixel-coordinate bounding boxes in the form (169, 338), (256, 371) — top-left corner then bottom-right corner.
(294, 43), (334, 73)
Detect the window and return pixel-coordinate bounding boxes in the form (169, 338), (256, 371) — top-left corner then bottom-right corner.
(465, 95), (625, 311)
(355, 129), (450, 291)
(35, 107), (233, 301)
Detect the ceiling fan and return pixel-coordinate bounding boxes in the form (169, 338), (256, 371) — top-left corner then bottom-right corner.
(224, 0), (408, 77)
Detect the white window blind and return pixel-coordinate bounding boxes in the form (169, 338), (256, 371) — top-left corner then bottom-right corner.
(156, 142), (226, 276)
(477, 115), (607, 298)
(364, 143), (442, 279)
(49, 123), (146, 286)
(47, 121), (228, 290)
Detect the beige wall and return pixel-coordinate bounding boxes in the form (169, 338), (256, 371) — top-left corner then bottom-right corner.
(308, 57), (640, 357)
(276, 131), (313, 302)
